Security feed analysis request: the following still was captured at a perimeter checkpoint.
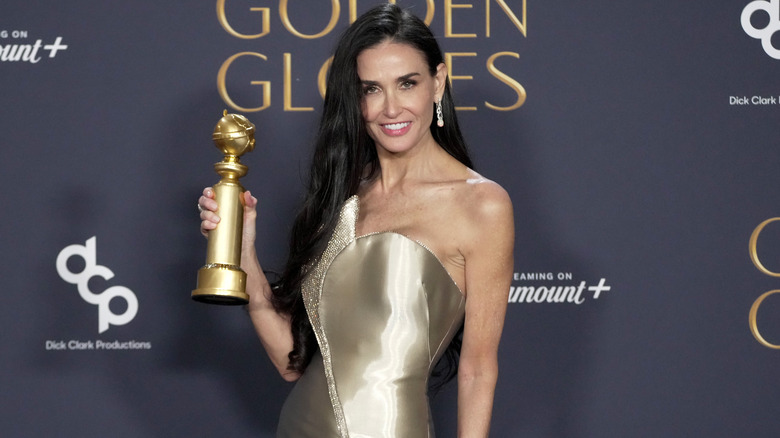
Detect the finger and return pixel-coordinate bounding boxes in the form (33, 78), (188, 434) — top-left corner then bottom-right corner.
(198, 195), (218, 213)
(201, 217), (219, 229)
(243, 190), (258, 210)
(200, 220), (216, 234)
(199, 209), (221, 223)
(200, 210), (221, 236)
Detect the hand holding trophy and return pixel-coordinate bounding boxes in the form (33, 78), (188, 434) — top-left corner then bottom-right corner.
(192, 110), (255, 305)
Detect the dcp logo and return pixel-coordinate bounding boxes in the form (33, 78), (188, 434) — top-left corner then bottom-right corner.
(741, 0), (780, 59)
(56, 236), (138, 333)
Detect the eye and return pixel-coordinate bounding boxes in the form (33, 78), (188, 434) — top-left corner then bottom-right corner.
(362, 85), (380, 95)
(400, 79), (417, 89)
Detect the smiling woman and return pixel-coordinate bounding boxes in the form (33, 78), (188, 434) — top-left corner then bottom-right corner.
(358, 41), (447, 157)
(198, 3), (514, 437)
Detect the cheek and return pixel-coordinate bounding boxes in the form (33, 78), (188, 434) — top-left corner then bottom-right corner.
(361, 98), (380, 122)
(360, 100), (376, 138)
(418, 99), (434, 121)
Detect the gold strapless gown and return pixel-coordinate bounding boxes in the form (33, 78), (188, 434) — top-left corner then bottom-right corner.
(277, 196), (466, 438)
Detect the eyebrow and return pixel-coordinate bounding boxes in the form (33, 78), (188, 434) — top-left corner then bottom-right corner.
(360, 72), (422, 86)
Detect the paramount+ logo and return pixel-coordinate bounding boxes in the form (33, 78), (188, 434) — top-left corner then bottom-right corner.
(741, 0), (780, 59)
(56, 236), (138, 334)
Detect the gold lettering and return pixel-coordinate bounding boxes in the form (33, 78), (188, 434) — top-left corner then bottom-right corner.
(217, 52), (271, 112)
(280, 0), (340, 39)
(421, 0), (435, 26)
(216, 0), (270, 39)
(749, 217), (780, 277)
(445, 0), (477, 38)
(318, 56), (334, 98)
(486, 0), (527, 37)
(348, 0), (360, 23)
(749, 290), (780, 349)
(283, 53), (314, 111)
(445, 52), (477, 110)
(485, 51), (525, 110)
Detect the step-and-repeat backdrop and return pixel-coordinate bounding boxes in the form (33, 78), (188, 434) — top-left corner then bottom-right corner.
(3, 1), (780, 436)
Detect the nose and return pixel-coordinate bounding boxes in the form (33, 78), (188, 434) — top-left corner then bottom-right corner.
(382, 91), (401, 118)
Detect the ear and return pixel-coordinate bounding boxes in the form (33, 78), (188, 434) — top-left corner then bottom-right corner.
(433, 62), (447, 101)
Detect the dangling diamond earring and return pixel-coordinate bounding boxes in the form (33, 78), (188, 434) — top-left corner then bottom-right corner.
(436, 98), (444, 128)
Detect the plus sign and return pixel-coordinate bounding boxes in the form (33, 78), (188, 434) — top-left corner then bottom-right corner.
(588, 278), (611, 299)
(44, 37), (68, 58)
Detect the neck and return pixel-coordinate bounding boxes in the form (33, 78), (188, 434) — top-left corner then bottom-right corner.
(373, 136), (446, 193)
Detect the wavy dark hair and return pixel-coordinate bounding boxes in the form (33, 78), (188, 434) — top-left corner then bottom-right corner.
(270, 3), (472, 386)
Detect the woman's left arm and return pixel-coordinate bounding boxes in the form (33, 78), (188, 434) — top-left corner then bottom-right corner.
(457, 182), (515, 438)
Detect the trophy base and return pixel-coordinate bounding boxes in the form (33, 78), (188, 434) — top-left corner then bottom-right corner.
(192, 263), (249, 305)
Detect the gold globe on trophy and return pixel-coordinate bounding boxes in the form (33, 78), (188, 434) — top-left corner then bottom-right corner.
(192, 110), (255, 305)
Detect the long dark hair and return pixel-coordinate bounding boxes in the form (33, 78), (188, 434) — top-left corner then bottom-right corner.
(271, 3), (472, 381)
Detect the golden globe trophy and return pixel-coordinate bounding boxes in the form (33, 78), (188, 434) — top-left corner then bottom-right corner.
(192, 110), (255, 305)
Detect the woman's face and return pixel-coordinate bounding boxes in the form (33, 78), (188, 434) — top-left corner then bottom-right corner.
(357, 41), (446, 156)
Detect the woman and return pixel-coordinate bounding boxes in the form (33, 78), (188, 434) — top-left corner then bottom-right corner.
(199, 4), (514, 437)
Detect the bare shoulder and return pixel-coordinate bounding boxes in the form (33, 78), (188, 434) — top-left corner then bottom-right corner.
(460, 171), (513, 223)
(441, 170), (514, 259)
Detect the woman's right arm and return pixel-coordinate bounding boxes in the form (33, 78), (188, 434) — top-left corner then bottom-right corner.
(199, 187), (300, 381)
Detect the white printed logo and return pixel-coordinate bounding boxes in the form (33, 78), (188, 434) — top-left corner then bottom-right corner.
(56, 236), (138, 333)
(742, 0), (780, 59)
(0, 32), (68, 63)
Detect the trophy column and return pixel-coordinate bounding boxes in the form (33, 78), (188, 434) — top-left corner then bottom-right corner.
(192, 111), (255, 305)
